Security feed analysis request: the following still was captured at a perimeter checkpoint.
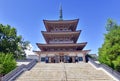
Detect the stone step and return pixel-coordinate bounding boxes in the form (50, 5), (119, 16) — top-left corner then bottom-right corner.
(15, 63), (115, 81)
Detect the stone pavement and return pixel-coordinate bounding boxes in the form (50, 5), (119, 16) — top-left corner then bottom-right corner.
(15, 62), (115, 81)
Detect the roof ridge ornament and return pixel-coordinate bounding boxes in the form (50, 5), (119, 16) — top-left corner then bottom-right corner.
(59, 4), (63, 20)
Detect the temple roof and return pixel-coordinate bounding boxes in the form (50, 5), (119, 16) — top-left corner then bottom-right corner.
(36, 42), (87, 51)
(43, 19), (79, 31)
(42, 30), (81, 34)
(42, 30), (81, 43)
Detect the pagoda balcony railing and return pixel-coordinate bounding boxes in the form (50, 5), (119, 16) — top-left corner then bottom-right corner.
(45, 50), (76, 52)
(49, 41), (74, 44)
(51, 29), (71, 32)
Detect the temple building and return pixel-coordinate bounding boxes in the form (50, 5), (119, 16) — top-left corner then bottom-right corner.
(35, 7), (90, 63)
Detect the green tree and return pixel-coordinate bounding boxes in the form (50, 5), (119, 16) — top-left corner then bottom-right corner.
(98, 19), (120, 71)
(0, 24), (29, 59)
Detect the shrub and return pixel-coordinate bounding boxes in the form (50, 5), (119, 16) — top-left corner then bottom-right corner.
(0, 53), (17, 75)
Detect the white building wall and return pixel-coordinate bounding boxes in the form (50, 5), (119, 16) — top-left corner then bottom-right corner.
(27, 55), (39, 60)
(77, 53), (83, 57)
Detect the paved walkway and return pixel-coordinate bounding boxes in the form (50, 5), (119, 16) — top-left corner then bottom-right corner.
(15, 62), (115, 81)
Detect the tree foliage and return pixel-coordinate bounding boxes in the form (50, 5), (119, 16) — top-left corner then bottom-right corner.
(0, 52), (16, 75)
(98, 19), (120, 72)
(0, 24), (29, 59)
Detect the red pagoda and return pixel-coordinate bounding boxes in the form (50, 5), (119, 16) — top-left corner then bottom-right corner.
(35, 6), (90, 63)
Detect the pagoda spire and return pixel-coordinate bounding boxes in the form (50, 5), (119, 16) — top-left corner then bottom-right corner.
(59, 4), (63, 20)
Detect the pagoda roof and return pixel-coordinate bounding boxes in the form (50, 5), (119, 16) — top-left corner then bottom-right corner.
(43, 19), (79, 31)
(42, 30), (81, 34)
(42, 30), (81, 43)
(36, 42), (87, 51)
(43, 19), (79, 23)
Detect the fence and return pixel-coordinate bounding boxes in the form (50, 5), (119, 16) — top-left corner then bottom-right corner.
(1, 59), (37, 81)
(88, 58), (120, 81)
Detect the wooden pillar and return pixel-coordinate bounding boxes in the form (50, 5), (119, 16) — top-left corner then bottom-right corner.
(54, 55), (56, 63)
(72, 56), (75, 63)
(56, 54), (58, 63)
(75, 53), (78, 63)
(55, 55), (58, 63)
(38, 54), (41, 63)
(48, 56), (50, 63)
(58, 56), (60, 63)
(49, 57), (51, 63)
(83, 54), (86, 62)
(64, 56), (66, 63)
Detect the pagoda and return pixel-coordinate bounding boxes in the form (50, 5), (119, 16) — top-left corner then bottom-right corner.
(35, 6), (90, 63)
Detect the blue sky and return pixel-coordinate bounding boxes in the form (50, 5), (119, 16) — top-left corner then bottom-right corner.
(0, 0), (120, 54)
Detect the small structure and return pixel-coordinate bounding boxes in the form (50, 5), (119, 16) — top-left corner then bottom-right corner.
(34, 7), (90, 63)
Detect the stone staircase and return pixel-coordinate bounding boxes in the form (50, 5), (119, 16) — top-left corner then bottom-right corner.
(15, 62), (115, 81)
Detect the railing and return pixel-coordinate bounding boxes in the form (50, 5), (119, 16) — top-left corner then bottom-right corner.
(49, 41), (74, 44)
(88, 58), (120, 81)
(1, 64), (26, 81)
(16, 59), (33, 62)
(88, 58), (100, 68)
(100, 64), (120, 80)
(25, 59), (37, 70)
(1, 59), (37, 81)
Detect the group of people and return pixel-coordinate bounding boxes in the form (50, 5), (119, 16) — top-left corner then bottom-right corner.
(44, 56), (82, 63)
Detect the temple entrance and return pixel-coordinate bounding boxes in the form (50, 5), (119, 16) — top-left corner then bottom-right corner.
(68, 57), (72, 63)
(44, 55), (81, 63)
(59, 53), (64, 62)
(51, 57), (55, 63)
(60, 56), (64, 62)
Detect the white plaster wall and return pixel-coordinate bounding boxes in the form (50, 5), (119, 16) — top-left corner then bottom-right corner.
(69, 53), (76, 56)
(27, 55), (39, 60)
(47, 54), (55, 56)
(40, 54), (46, 57)
(77, 53), (83, 57)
